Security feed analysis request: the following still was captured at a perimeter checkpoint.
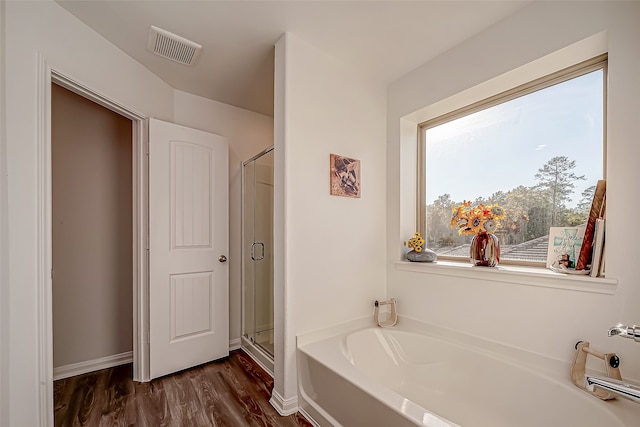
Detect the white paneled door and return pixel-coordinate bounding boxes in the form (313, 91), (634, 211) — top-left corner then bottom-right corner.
(149, 118), (229, 379)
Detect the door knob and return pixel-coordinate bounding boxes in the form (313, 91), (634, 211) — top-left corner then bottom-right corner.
(218, 255), (227, 263)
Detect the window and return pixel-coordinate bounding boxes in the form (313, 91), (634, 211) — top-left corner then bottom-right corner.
(418, 55), (606, 266)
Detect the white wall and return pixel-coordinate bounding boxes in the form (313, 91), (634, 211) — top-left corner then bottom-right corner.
(173, 90), (274, 344)
(51, 84), (133, 369)
(0, 0), (9, 424)
(387, 1), (640, 380)
(273, 33), (387, 409)
(4, 2), (173, 425)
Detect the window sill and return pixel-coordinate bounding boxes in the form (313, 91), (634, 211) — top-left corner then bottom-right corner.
(394, 260), (618, 295)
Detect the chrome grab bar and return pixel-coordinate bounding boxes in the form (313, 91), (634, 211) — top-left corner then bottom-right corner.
(585, 376), (640, 404)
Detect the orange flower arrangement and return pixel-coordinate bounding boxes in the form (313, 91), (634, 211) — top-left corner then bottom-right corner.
(450, 201), (506, 235)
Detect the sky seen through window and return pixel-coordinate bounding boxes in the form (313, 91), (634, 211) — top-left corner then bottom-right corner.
(425, 70), (603, 208)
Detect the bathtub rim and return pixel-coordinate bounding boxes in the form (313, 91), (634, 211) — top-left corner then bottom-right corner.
(297, 319), (458, 427)
(296, 315), (640, 427)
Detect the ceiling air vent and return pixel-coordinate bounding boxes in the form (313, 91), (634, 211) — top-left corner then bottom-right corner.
(147, 25), (202, 66)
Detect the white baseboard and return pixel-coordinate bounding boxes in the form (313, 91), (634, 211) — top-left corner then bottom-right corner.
(53, 351), (133, 381)
(269, 389), (298, 416)
(229, 337), (242, 351)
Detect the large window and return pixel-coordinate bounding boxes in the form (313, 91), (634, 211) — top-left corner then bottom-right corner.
(419, 55), (606, 266)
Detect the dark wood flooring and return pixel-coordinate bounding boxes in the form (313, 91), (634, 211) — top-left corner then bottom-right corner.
(54, 350), (313, 427)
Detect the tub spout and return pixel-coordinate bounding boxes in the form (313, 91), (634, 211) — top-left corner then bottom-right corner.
(608, 324), (640, 342)
(608, 325), (626, 337)
(585, 376), (640, 404)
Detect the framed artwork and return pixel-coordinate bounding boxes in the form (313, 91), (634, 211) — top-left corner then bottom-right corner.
(330, 154), (360, 198)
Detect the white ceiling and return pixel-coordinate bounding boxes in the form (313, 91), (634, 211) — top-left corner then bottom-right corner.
(56, 1), (530, 117)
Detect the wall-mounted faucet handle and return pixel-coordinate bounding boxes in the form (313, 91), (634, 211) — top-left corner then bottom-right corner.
(608, 324), (640, 342)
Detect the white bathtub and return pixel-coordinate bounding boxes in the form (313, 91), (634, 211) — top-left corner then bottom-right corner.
(297, 318), (640, 426)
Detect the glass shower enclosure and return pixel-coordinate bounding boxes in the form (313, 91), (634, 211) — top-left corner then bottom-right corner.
(241, 148), (274, 372)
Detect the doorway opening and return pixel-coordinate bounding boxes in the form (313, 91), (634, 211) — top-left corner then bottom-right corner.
(38, 66), (150, 427)
(51, 83), (134, 381)
(46, 71), (149, 386)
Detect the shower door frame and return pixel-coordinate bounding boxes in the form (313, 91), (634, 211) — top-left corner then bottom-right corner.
(240, 147), (275, 375)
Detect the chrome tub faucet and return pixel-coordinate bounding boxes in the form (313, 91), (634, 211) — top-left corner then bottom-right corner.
(608, 324), (640, 342)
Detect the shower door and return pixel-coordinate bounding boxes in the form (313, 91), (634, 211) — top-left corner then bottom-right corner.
(242, 148), (274, 358)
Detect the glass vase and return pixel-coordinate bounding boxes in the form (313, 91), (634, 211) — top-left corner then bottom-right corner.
(470, 232), (500, 267)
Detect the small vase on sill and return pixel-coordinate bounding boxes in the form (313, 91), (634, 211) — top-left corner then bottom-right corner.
(406, 248), (437, 262)
(470, 231), (500, 267)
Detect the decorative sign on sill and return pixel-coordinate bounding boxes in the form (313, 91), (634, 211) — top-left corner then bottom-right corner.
(547, 179), (606, 277)
(546, 226), (588, 275)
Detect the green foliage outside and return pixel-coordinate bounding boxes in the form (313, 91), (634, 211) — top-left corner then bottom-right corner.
(426, 156), (595, 250)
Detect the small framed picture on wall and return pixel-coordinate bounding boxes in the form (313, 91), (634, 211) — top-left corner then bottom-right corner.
(330, 153), (360, 198)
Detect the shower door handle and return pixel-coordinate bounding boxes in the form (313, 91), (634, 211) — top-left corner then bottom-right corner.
(251, 242), (265, 261)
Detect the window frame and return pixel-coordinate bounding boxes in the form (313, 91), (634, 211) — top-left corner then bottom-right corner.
(417, 54), (608, 267)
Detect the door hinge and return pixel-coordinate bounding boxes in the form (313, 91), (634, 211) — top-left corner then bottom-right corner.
(50, 267), (54, 280)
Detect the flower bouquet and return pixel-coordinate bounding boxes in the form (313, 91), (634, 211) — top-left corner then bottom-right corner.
(450, 201), (506, 235)
(450, 201), (505, 266)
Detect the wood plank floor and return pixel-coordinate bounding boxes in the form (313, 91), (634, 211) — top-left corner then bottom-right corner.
(54, 350), (313, 427)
